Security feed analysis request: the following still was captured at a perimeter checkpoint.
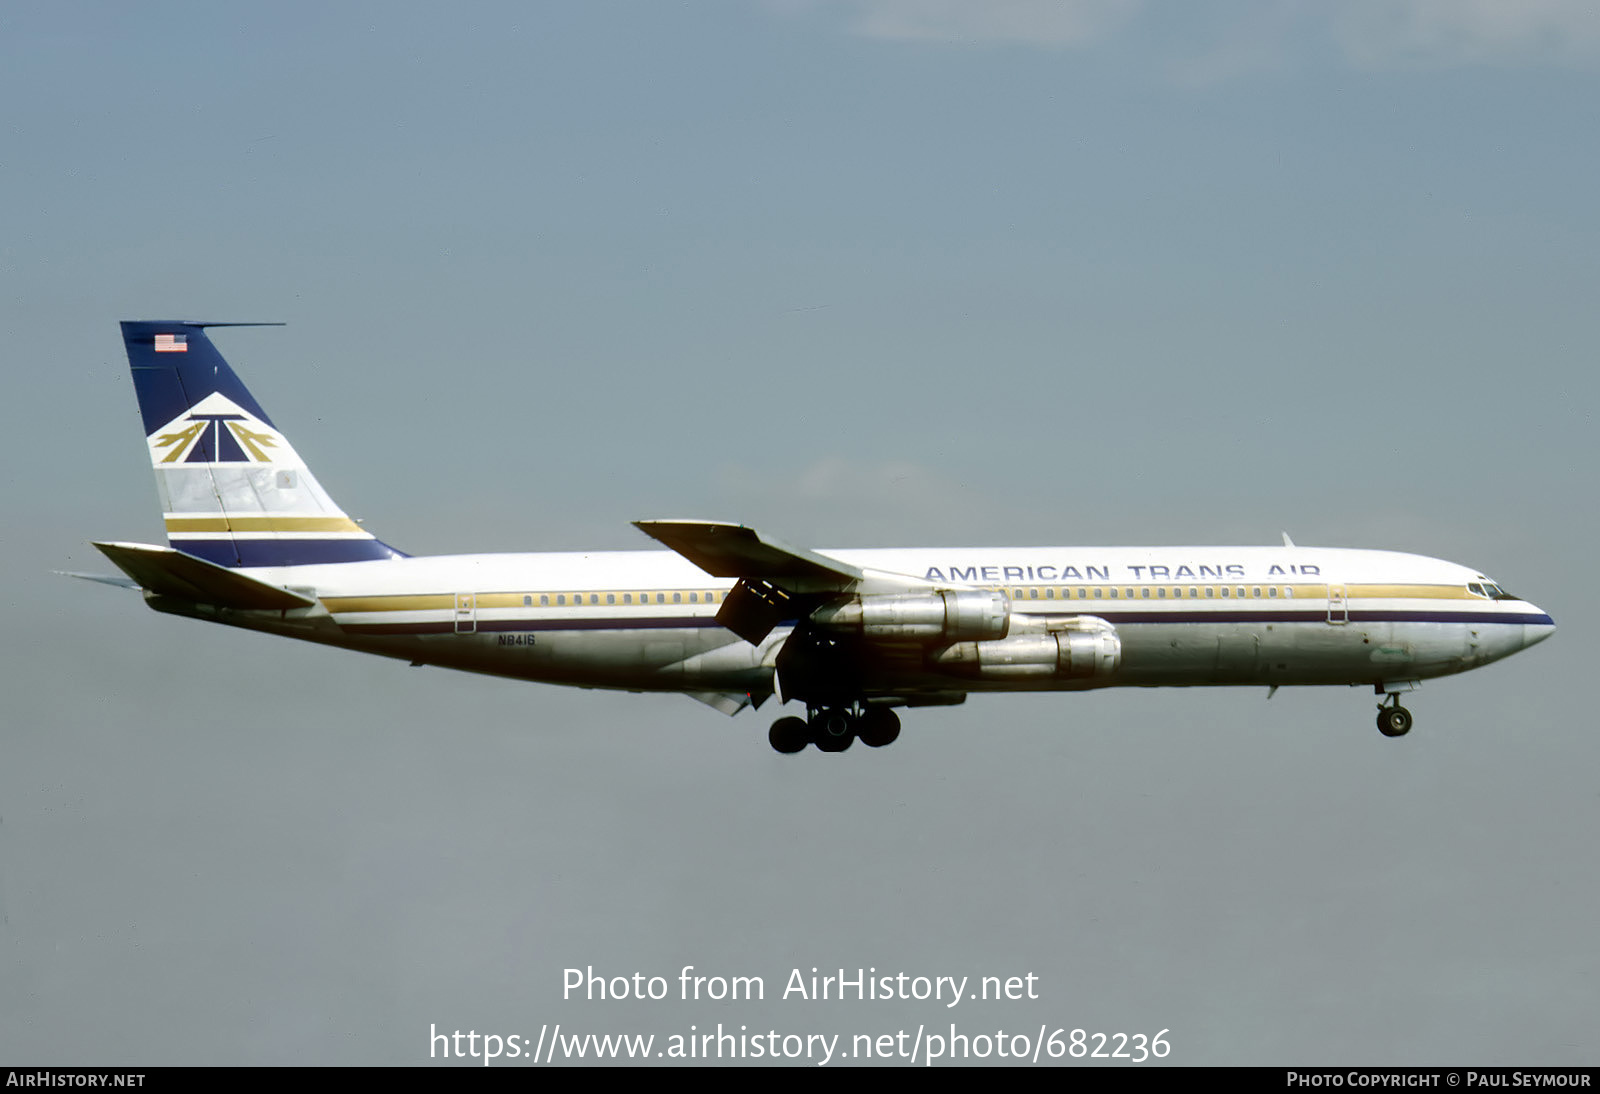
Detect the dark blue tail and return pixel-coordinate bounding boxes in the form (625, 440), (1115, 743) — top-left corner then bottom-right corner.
(120, 321), (406, 568)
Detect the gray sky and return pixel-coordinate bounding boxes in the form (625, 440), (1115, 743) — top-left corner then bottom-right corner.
(3, 0), (1596, 1066)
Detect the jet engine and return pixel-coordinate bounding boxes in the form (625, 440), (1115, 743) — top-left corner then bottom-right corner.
(812, 590), (1010, 642)
(931, 616), (1121, 680)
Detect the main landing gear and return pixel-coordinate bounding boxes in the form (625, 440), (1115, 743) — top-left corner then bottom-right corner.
(768, 706), (902, 754)
(1376, 693), (1414, 738)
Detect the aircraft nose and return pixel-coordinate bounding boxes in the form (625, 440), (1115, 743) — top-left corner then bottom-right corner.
(1522, 608), (1556, 650)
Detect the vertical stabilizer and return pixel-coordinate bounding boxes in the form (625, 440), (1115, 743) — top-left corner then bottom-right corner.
(119, 321), (405, 567)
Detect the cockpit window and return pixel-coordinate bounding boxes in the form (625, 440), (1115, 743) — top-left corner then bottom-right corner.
(1470, 580), (1519, 601)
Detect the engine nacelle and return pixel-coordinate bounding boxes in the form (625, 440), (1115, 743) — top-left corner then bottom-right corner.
(931, 618), (1121, 680)
(813, 589), (1010, 642)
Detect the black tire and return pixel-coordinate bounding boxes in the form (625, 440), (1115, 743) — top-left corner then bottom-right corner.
(857, 708), (901, 748)
(812, 710), (855, 752)
(769, 717), (810, 754)
(1377, 705), (1413, 738)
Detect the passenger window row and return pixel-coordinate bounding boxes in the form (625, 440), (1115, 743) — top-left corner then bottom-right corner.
(517, 590), (723, 607)
(1004, 585), (1294, 601)
(503, 585), (1308, 610)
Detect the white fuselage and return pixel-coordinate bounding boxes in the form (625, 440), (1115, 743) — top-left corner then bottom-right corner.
(153, 544), (1554, 703)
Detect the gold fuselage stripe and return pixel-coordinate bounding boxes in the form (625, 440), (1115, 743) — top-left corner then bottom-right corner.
(323, 592), (727, 613)
(165, 516), (365, 533)
(320, 583), (1489, 615)
(325, 595), (456, 613)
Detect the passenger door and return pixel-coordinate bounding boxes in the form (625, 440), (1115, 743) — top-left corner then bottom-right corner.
(1325, 584), (1348, 625)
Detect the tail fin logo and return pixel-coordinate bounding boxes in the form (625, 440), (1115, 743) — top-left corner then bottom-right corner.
(148, 393), (283, 465)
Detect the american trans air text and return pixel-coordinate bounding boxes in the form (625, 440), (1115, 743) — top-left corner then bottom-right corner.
(74, 321), (1555, 753)
(921, 561), (1320, 582)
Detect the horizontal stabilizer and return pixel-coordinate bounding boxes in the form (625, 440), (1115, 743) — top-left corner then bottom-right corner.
(633, 520), (862, 585)
(92, 541), (317, 610)
(56, 570), (142, 590)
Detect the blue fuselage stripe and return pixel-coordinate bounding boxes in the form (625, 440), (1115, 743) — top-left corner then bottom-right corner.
(342, 616), (722, 635)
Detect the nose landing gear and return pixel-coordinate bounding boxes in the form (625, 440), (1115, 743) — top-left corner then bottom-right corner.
(1376, 693), (1413, 737)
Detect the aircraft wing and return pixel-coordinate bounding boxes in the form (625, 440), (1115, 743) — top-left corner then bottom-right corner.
(634, 519), (933, 645)
(91, 541), (318, 610)
(632, 520), (863, 588)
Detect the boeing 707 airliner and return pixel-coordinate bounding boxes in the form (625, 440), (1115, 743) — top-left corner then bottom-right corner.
(71, 322), (1555, 753)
